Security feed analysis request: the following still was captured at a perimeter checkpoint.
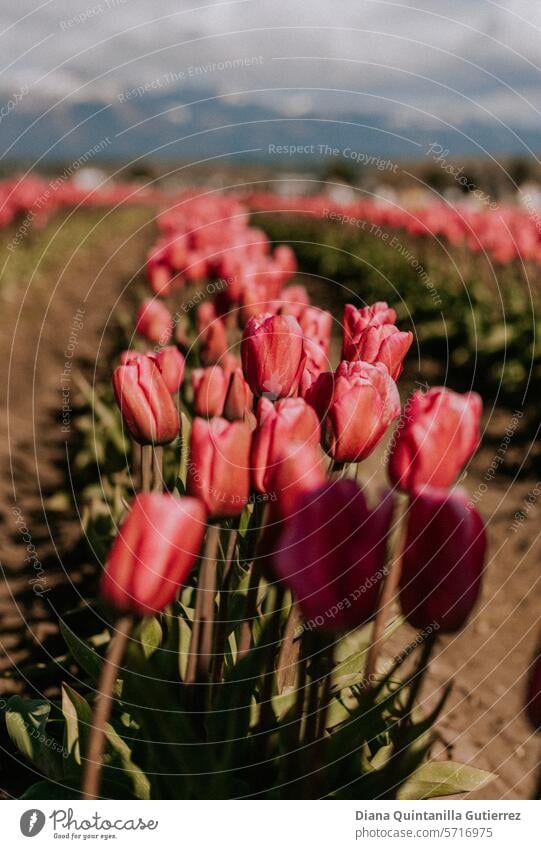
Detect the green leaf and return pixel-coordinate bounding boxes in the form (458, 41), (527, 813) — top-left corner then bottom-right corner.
(397, 761), (497, 800)
(136, 617), (163, 660)
(60, 620), (103, 683)
(20, 780), (80, 800)
(4, 696), (64, 780)
(61, 683), (150, 800)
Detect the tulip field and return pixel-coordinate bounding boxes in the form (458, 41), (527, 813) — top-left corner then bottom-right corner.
(1, 180), (541, 802)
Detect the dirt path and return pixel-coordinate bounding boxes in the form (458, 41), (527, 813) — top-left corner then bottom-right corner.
(0, 206), (153, 690)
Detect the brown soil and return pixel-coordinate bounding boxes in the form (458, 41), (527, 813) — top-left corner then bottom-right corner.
(0, 212), (539, 799)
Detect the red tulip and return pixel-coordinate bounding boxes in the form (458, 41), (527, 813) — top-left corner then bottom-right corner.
(192, 365), (229, 417)
(101, 493), (206, 614)
(199, 316), (228, 366)
(251, 396), (321, 493)
(267, 441), (326, 520)
(241, 313), (306, 399)
(299, 306), (332, 354)
(278, 284), (310, 318)
(273, 480), (393, 631)
(274, 244), (297, 280)
(526, 651), (541, 730)
(223, 367), (254, 424)
(154, 346), (185, 393)
(112, 357), (179, 445)
(399, 487), (486, 632)
(187, 417), (251, 518)
(135, 300), (173, 345)
(196, 301), (217, 332)
(388, 387), (482, 493)
(342, 302), (412, 380)
(306, 361), (401, 463)
(148, 264), (172, 297)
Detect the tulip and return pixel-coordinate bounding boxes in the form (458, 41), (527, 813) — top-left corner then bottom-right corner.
(154, 346), (185, 394)
(241, 313), (306, 399)
(274, 244), (297, 280)
(191, 365), (229, 418)
(299, 306), (332, 354)
(342, 302), (413, 380)
(135, 300), (173, 345)
(399, 487), (486, 632)
(526, 651), (541, 730)
(112, 357), (179, 445)
(187, 417), (251, 518)
(199, 316), (228, 366)
(251, 396), (321, 493)
(101, 493), (206, 614)
(388, 387), (482, 493)
(118, 348), (185, 395)
(279, 284), (310, 319)
(273, 480), (393, 631)
(306, 361), (401, 463)
(196, 301), (217, 332)
(223, 367), (254, 424)
(267, 441), (326, 521)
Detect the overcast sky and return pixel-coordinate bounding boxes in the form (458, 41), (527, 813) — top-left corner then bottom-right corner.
(1, 0), (541, 133)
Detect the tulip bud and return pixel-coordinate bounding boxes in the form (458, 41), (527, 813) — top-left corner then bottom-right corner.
(267, 441), (326, 520)
(278, 284), (310, 319)
(112, 357), (179, 445)
(274, 244), (297, 280)
(388, 387), (482, 493)
(101, 493), (206, 614)
(251, 397), (321, 493)
(399, 487), (486, 632)
(199, 316), (228, 366)
(306, 360), (401, 463)
(191, 365), (229, 418)
(241, 313), (306, 399)
(154, 346), (185, 394)
(299, 306), (332, 354)
(273, 480), (393, 631)
(135, 300), (173, 345)
(187, 417), (251, 518)
(342, 302), (413, 380)
(196, 301), (217, 333)
(526, 650), (541, 730)
(223, 367), (254, 424)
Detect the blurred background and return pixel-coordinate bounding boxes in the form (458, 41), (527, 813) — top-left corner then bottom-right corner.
(1, 0), (541, 201)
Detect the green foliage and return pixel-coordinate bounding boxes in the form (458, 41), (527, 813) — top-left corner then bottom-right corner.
(2, 595), (495, 800)
(260, 214), (538, 403)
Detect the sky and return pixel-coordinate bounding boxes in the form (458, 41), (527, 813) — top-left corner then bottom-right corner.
(1, 0), (541, 158)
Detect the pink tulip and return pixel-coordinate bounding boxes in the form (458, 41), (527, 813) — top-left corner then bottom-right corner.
(251, 396), (321, 493)
(241, 313), (306, 399)
(187, 417), (251, 518)
(135, 300), (173, 345)
(388, 387), (482, 492)
(306, 361), (401, 463)
(101, 493), (206, 614)
(112, 357), (179, 445)
(192, 365), (229, 418)
(342, 302), (412, 380)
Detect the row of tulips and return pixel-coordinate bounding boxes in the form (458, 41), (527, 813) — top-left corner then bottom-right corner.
(65, 192), (507, 800)
(244, 191), (541, 267)
(8, 191), (541, 800)
(0, 174), (163, 232)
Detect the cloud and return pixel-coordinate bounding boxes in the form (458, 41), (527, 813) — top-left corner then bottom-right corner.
(0, 0), (540, 139)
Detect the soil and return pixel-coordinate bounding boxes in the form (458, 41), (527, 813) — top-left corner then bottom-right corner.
(0, 211), (539, 799)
